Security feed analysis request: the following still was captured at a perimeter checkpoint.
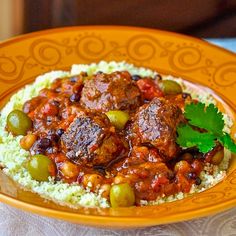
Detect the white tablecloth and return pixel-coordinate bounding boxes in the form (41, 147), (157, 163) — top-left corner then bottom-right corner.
(0, 204), (236, 236)
(1, 38), (236, 236)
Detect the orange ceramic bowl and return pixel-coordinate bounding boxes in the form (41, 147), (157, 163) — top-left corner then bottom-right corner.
(0, 26), (236, 228)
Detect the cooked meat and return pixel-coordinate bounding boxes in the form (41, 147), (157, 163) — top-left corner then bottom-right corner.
(129, 97), (184, 159)
(79, 71), (142, 112)
(165, 93), (192, 110)
(61, 112), (124, 167)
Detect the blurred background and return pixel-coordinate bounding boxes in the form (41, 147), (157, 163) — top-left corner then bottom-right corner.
(1, 0), (236, 41)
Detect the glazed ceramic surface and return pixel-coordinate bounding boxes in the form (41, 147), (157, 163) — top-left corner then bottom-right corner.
(0, 26), (236, 228)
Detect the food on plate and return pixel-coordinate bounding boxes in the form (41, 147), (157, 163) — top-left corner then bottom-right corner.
(0, 61), (235, 208)
(60, 111), (125, 167)
(128, 97), (185, 159)
(79, 71), (142, 112)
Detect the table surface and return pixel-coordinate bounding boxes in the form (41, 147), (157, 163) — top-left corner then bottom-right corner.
(0, 38), (236, 236)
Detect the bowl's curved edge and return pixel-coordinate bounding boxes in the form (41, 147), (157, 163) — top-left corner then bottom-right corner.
(0, 25), (235, 57)
(0, 191), (235, 228)
(0, 25), (236, 228)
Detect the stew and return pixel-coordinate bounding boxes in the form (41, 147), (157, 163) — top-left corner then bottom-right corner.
(7, 70), (223, 206)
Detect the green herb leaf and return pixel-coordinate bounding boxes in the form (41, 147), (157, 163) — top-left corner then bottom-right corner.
(218, 133), (236, 153)
(177, 102), (236, 154)
(184, 102), (224, 136)
(176, 124), (216, 153)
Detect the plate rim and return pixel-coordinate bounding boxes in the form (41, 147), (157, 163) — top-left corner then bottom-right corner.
(0, 25), (235, 57)
(0, 25), (236, 227)
(1, 190), (235, 227)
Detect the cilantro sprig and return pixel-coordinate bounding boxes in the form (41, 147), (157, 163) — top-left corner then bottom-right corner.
(176, 102), (236, 153)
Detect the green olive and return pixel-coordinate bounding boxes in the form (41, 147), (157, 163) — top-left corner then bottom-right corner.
(161, 80), (182, 95)
(110, 183), (135, 207)
(26, 154), (53, 181)
(7, 110), (32, 135)
(105, 110), (130, 129)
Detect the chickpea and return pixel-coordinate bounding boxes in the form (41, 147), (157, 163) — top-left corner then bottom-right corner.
(174, 160), (191, 173)
(60, 161), (79, 179)
(100, 184), (111, 199)
(82, 174), (103, 191)
(20, 134), (37, 150)
(211, 149), (224, 165)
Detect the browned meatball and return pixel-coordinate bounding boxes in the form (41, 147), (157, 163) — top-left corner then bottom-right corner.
(129, 97), (184, 159)
(79, 71), (141, 112)
(61, 111), (125, 167)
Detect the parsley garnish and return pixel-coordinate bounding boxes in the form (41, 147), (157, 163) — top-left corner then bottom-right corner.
(218, 133), (236, 153)
(176, 102), (236, 153)
(177, 124), (215, 153)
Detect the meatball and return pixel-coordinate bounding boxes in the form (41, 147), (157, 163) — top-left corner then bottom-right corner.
(61, 112), (124, 167)
(129, 97), (184, 159)
(79, 71), (141, 112)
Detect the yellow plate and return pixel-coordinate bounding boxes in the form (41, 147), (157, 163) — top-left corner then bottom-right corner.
(0, 26), (236, 228)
